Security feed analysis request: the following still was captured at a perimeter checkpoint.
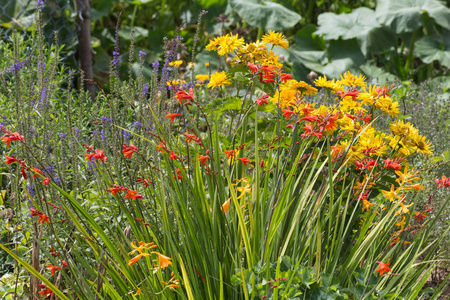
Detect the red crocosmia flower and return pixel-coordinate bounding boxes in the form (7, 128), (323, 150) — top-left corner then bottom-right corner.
(282, 108), (295, 121)
(124, 189), (144, 200)
(363, 114), (372, 124)
(225, 150), (235, 159)
(375, 261), (391, 276)
(38, 287), (53, 297)
(169, 151), (179, 160)
(324, 113), (339, 132)
(184, 133), (197, 143)
(377, 86), (390, 97)
(32, 167), (44, 178)
(144, 222), (150, 226)
(174, 168), (183, 180)
(435, 175), (450, 188)
(47, 264), (62, 276)
(237, 157), (251, 166)
(280, 73), (292, 83)
(37, 214), (50, 224)
(175, 88), (194, 104)
(345, 113), (357, 120)
(136, 177), (150, 188)
(255, 94), (269, 106)
(30, 208), (42, 217)
(123, 143), (139, 159)
(344, 89), (359, 100)
(20, 162), (27, 180)
(198, 155), (210, 166)
(86, 149), (107, 163)
(156, 141), (168, 153)
(383, 158), (401, 171)
(107, 184), (127, 195)
(355, 160), (364, 170)
(260, 160), (264, 168)
(62, 260), (68, 268)
(414, 211), (426, 222)
(43, 178), (50, 185)
(300, 116), (320, 123)
(286, 124), (294, 130)
(165, 113), (182, 125)
(299, 106), (314, 117)
(247, 62), (259, 73)
(61, 219), (67, 224)
(1, 132), (24, 147)
(5, 155), (19, 164)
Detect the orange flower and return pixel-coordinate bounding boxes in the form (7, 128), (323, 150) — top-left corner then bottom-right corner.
(169, 151), (179, 160)
(225, 150), (235, 159)
(165, 113), (182, 125)
(152, 252), (172, 270)
(106, 184), (127, 195)
(1, 131), (24, 147)
(375, 261), (391, 276)
(47, 264), (62, 276)
(85, 149), (107, 163)
(37, 214), (50, 224)
(124, 189), (144, 200)
(282, 108), (295, 120)
(38, 287), (53, 297)
(221, 198), (231, 213)
(155, 141), (168, 153)
(128, 253), (150, 266)
(123, 143), (139, 159)
(198, 155), (210, 166)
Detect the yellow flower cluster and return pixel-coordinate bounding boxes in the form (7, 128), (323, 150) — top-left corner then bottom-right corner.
(270, 80), (318, 109)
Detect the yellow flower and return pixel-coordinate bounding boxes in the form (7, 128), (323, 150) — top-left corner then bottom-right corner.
(395, 215), (406, 231)
(169, 60), (183, 67)
(314, 76), (342, 92)
(261, 31), (289, 49)
(206, 33), (245, 56)
(205, 63), (210, 67)
(166, 79), (185, 86)
(129, 241), (157, 255)
(395, 202), (413, 216)
(283, 80), (318, 96)
(395, 166), (420, 185)
(389, 121), (418, 138)
(236, 185), (251, 199)
(381, 185), (399, 201)
(407, 134), (433, 156)
(236, 41), (268, 63)
(207, 71), (232, 89)
(361, 199), (375, 212)
(337, 71), (366, 88)
(196, 74), (209, 83)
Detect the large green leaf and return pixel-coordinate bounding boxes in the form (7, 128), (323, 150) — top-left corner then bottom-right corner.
(230, 0), (301, 31)
(315, 8), (395, 56)
(321, 39), (365, 78)
(375, 0), (450, 33)
(360, 64), (398, 85)
(414, 31), (450, 68)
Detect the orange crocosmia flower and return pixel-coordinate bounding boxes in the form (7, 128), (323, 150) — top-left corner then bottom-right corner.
(198, 155), (210, 166)
(1, 132), (24, 147)
(132, 288), (142, 297)
(123, 143), (139, 159)
(169, 151), (179, 160)
(47, 264), (62, 276)
(85, 149), (107, 163)
(175, 88), (193, 104)
(168, 284), (180, 289)
(165, 113), (182, 125)
(37, 214), (50, 224)
(43, 178), (50, 185)
(383, 158), (401, 170)
(128, 253), (150, 266)
(221, 198), (231, 213)
(38, 287), (53, 297)
(414, 211), (426, 222)
(375, 261), (391, 276)
(324, 113), (339, 132)
(107, 184), (127, 195)
(5, 155), (20, 164)
(184, 133), (197, 143)
(237, 157), (251, 166)
(174, 168), (183, 180)
(152, 252), (172, 269)
(124, 189), (144, 200)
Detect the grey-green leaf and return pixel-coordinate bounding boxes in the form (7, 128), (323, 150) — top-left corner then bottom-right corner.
(230, 0), (301, 31)
(375, 0), (450, 33)
(414, 31), (450, 68)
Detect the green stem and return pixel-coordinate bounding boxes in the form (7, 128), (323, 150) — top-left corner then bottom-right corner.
(404, 30), (417, 77)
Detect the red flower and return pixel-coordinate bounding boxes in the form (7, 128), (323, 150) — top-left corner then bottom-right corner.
(174, 168), (183, 180)
(362, 114), (372, 124)
(62, 260), (68, 268)
(414, 211), (426, 222)
(32, 167), (44, 178)
(1, 132), (24, 147)
(47, 264), (62, 276)
(43, 178), (50, 185)
(38, 287), (53, 297)
(282, 108), (295, 121)
(255, 94), (269, 106)
(5, 155), (19, 164)
(184, 133), (197, 143)
(85, 149), (107, 163)
(247, 62), (259, 73)
(225, 150), (235, 159)
(37, 214), (50, 224)
(280, 73), (292, 83)
(30, 208), (42, 217)
(435, 175), (450, 188)
(175, 88), (194, 104)
(237, 157), (251, 166)
(136, 177), (151, 188)
(198, 155), (210, 166)
(106, 184), (127, 195)
(375, 261), (391, 276)
(300, 116), (320, 123)
(124, 189), (144, 200)
(123, 143), (139, 159)
(383, 158), (401, 171)
(169, 151), (179, 160)
(155, 141), (168, 153)
(166, 113), (182, 125)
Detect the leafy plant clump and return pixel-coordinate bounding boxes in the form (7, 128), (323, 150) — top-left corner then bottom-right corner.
(1, 6), (450, 300)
